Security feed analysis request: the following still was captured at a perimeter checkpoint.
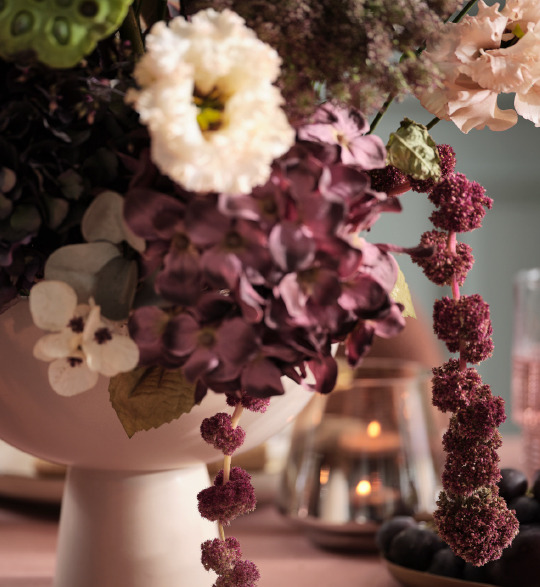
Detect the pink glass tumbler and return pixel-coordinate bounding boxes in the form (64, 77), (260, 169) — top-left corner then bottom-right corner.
(512, 268), (540, 481)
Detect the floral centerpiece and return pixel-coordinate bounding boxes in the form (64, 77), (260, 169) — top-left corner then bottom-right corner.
(0, 0), (538, 584)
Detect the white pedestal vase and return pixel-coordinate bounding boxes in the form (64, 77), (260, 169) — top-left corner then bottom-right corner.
(0, 301), (312, 587)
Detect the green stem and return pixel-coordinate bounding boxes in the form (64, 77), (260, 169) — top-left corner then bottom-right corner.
(426, 116), (441, 130)
(119, 6), (145, 56)
(451, 0), (479, 24)
(369, 94), (395, 134)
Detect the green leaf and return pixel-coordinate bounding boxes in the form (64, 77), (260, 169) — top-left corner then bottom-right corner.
(94, 256), (138, 321)
(386, 118), (441, 181)
(390, 267), (416, 319)
(109, 366), (200, 438)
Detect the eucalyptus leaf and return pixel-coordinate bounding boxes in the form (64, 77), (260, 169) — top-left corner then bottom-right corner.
(82, 191), (145, 251)
(0, 193), (13, 219)
(10, 204), (41, 233)
(94, 256), (138, 321)
(0, 167), (16, 193)
(58, 169), (84, 201)
(44, 196), (69, 230)
(45, 242), (120, 303)
(386, 118), (440, 181)
(109, 366), (199, 438)
(390, 267), (416, 319)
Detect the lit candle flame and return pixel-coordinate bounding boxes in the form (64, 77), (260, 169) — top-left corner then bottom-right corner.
(355, 479), (371, 497)
(367, 420), (381, 438)
(320, 466), (330, 486)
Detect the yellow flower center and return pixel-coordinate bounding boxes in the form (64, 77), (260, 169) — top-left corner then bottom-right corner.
(193, 87), (225, 132)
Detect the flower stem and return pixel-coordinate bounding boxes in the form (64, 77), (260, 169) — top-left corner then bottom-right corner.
(119, 6), (145, 56)
(369, 94), (395, 134)
(452, 0), (479, 24)
(426, 117), (441, 131)
(218, 402), (245, 542)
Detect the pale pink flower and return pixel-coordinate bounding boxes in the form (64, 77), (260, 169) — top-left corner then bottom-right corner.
(418, 0), (540, 132)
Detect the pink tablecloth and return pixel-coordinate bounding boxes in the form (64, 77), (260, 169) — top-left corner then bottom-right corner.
(0, 499), (399, 587)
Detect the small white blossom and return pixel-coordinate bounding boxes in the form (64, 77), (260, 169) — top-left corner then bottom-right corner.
(29, 281), (139, 396)
(127, 9), (295, 195)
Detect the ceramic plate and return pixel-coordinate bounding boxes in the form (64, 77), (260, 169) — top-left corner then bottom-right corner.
(284, 514), (380, 551)
(384, 560), (495, 587)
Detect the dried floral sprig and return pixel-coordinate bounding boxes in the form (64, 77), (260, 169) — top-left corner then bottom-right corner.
(184, 0), (462, 118)
(402, 145), (520, 565)
(198, 391), (269, 586)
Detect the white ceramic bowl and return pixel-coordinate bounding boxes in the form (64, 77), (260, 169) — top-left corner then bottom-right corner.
(0, 300), (311, 471)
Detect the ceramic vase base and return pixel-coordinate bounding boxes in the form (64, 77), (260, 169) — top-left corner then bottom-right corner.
(54, 464), (218, 587)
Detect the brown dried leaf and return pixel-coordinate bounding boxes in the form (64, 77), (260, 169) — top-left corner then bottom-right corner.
(109, 366), (199, 438)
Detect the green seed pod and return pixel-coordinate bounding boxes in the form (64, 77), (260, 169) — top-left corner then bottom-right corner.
(0, 0), (134, 68)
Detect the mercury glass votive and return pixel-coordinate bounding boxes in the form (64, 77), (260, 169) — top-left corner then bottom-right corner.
(277, 358), (444, 551)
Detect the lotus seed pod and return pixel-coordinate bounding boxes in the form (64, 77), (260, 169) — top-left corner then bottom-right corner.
(0, 0), (134, 68)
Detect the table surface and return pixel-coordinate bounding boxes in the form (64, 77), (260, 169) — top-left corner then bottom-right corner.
(0, 499), (398, 587)
(0, 435), (524, 587)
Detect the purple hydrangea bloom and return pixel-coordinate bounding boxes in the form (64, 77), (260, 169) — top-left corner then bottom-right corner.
(297, 103), (386, 169)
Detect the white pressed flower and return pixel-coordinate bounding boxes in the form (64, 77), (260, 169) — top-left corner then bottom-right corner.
(127, 9), (295, 195)
(29, 281), (140, 396)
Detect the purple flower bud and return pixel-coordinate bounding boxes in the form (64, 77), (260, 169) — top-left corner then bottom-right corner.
(412, 230), (473, 286)
(434, 488), (519, 566)
(201, 537), (242, 574)
(226, 393), (271, 413)
(197, 467), (256, 526)
(429, 173), (492, 233)
(442, 444), (501, 496)
(431, 359), (483, 413)
(200, 413), (246, 456)
(409, 144), (457, 193)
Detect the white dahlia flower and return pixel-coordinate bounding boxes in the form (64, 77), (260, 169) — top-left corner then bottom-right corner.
(127, 9), (295, 195)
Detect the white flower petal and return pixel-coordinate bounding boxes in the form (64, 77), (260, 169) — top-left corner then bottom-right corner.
(29, 281), (78, 331)
(33, 330), (81, 361)
(48, 357), (99, 396)
(127, 9), (294, 195)
(84, 334), (140, 377)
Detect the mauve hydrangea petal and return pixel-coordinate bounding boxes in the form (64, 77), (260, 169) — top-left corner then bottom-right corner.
(183, 346), (220, 382)
(185, 196), (231, 248)
(346, 321), (376, 366)
(154, 249), (202, 305)
(268, 222), (316, 273)
(307, 354), (338, 394)
(241, 356), (285, 398)
(124, 189), (185, 240)
(163, 313), (200, 358)
(201, 248), (244, 289)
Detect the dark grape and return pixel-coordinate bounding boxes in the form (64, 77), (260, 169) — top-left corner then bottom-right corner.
(375, 516), (417, 558)
(531, 470), (540, 502)
(427, 547), (465, 579)
(498, 468), (528, 504)
(387, 525), (445, 571)
(508, 496), (540, 525)
(491, 525), (540, 587)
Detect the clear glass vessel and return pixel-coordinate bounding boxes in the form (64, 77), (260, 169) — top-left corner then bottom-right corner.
(277, 358), (444, 551)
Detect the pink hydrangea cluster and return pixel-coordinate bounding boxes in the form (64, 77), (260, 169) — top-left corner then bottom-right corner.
(405, 145), (519, 564)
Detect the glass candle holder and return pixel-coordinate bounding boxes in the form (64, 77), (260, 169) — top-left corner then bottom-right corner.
(277, 358), (444, 551)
